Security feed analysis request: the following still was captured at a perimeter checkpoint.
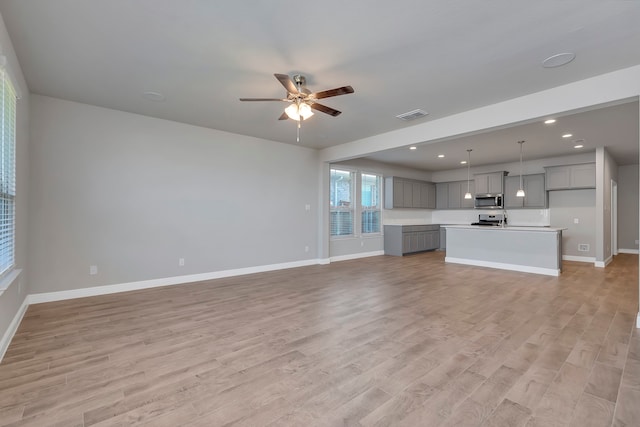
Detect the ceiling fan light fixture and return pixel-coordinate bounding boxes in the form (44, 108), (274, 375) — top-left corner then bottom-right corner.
(285, 102), (314, 121)
(299, 103), (314, 120)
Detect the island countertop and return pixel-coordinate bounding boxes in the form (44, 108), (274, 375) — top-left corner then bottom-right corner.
(442, 225), (566, 232)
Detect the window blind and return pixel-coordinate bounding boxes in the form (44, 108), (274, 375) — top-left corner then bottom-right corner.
(0, 68), (16, 276)
(361, 173), (381, 234)
(330, 168), (354, 236)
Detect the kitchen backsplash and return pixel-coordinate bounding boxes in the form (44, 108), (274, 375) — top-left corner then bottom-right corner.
(382, 208), (550, 226)
(431, 209), (550, 226)
(382, 209), (432, 225)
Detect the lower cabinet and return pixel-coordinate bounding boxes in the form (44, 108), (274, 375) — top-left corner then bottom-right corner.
(384, 225), (440, 256)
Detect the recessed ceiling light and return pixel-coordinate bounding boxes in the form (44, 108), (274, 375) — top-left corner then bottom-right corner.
(544, 119), (556, 124)
(437, 154), (445, 158)
(542, 52), (576, 68)
(574, 144), (584, 149)
(460, 160), (467, 164)
(409, 146), (417, 150)
(142, 91), (165, 102)
(562, 133), (573, 138)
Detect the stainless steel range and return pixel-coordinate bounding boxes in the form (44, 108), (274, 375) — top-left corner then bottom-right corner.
(471, 213), (506, 227)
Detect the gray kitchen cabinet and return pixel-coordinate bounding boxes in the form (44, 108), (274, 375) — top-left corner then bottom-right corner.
(386, 177), (405, 208)
(545, 163), (596, 190)
(402, 180), (413, 207)
(421, 182), (436, 208)
(439, 226), (446, 250)
(436, 183), (449, 209)
(504, 174), (547, 208)
(447, 181), (462, 208)
(384, 225), (440, 256)
(474, 171), (507, 194)
(384, 177), (436, 209)
(435, 180), (474, 209)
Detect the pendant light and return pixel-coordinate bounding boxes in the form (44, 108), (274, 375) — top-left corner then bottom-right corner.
(517, 140), (525, 197)
(464, 149), (473, 199)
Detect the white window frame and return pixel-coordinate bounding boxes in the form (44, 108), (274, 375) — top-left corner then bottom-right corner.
(0, 66), (16, 278)
(330, 168), (356, 238)
(361, 172), (382, 235)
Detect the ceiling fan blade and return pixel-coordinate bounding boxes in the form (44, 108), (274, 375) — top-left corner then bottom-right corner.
(274, 73), (299, 94)
(310, 103), (342, 117)
(278, 112), (288, 120)
(239, 98), (288, 101)
(311, 86), (354, 99)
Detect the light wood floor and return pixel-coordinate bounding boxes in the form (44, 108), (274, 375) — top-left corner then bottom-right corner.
(1, 252), (638, 426)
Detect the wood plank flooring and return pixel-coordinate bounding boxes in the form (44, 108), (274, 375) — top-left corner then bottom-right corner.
(0, 252), (638, 426)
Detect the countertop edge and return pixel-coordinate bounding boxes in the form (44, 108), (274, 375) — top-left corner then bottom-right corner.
(442, 225), (566, 232)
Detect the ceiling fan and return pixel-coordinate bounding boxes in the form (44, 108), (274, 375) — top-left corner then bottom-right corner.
(239, 73), (354, 122)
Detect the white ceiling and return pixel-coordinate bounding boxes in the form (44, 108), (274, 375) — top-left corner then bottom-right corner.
(364, 100), (639, 171)
(1, 0), (639, 168)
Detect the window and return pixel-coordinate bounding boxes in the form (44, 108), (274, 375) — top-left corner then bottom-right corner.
(330, 168), (382, 238)
(0, 68), (16, 276)
(330, 168), (354, 236)
(361, 173), (381, 234)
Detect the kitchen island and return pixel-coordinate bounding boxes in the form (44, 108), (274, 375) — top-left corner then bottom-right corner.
(442, 225), (565, 276)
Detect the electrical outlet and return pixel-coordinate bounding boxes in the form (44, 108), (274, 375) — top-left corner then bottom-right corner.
(179, 258), (185, 267)
(89, 265), (98, 275)
(304, 246), (309, 253)
(573, 218), (579, 224)
(305, 204), (311, 211)
(361, 241), (365, 247)
(578, 244), (590, 252)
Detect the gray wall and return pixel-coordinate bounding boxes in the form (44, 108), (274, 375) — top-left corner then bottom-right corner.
(596, 147), (619, 262)
(618, 164), (639, 251)
(0, 12), (30, 349)
(549, 190), (597, 258)
(28, 95), (320, 294)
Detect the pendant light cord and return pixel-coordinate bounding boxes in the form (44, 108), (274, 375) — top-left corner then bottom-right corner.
(466, 149), (472, 196)
(519, 140), (524, 191)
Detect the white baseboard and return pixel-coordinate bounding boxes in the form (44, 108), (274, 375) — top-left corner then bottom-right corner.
(618, 249), (639, 254)
(0, 295), (29, 362)
(595, 255), (613, 268)
(29, 258), (322, 305)
(445, 257), (560, 277)
(637, 313), (640, 329)
(563, 255), (596, 263)
(330, 250), (385, 263)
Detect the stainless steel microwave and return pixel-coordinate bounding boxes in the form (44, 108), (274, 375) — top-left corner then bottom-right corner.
(474, 194), (504, 209)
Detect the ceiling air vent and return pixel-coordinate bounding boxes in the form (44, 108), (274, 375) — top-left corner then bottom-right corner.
(396, 109), (429, 121)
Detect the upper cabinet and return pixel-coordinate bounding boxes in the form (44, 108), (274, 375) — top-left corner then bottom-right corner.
(384, 177), (436, 209)
(545, 163), (596, 190)
(474, 171), (507, 194)
(435, 180), (474, 209)
(504, 174), (547, 209)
